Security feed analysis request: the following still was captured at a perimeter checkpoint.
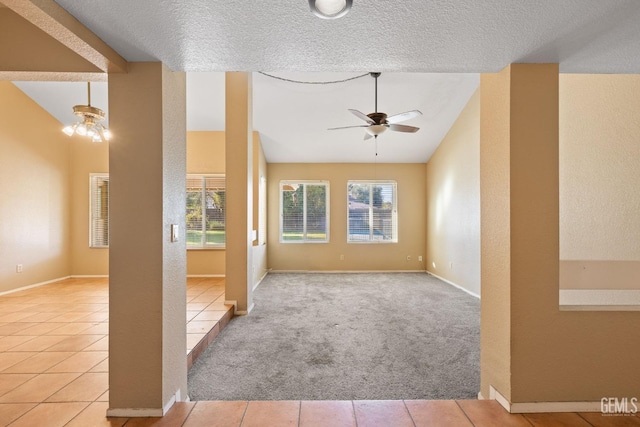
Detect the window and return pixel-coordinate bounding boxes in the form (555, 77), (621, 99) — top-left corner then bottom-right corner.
(186, 175), (226, 248)
(280, 181), (329, 243)
(90, 174), (109, 248)
(347, 181), (397, 243)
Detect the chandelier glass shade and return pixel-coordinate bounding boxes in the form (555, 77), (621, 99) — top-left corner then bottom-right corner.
(62, 82), (111, 143)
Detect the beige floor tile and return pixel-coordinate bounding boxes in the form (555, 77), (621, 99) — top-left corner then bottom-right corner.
(193, 310), (226, 322)
(405, 400), (473, 427)
(183, 401), (247, 427)
(300, 400), (356, 427)
(83, 336), (109, 351)
(46, 372), (109, 402)
(45, 334), (104, 352)
(0, 322), (39, 335)
(66, 401), (128, 427)
(77, 311), (109, 322)
(9, 334), (68, 351)
(187, 302), (210, 311)
(578, 412), (640, 426)
(0, 373), (81, 403)
(18, 312), (62, 322)
(9, 402), (89, 427)
(187, 333), (205, 352)
(187, 321), (218, 334)
(49, 311), (95, 323)
(457, 400), (531, 427)
(0, 352), (34, 372)
(3, 352), (74, 374)
(124, 402), (196, 427)
(14, 322), (66, 336)
(90, 358), (109, 373)
(0, 311), (39, 322)
(242, 401), (300, 427)
(524, 412), (592, 426)
(0, 374), (36, 397)
(206, 301), (233, 310)
(187, 311), (201, 322)
(97, 390), (109, 402)
(46, 322), (97, 335)
(353, 400), (415, 427)
(0, 403), (37, 426)
(0, 335), (36, 351)
(47, 351), (108, 373)
(80, 323), (109, 335)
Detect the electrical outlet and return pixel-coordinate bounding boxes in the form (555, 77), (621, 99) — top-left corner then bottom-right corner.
(449, 262), (453, 269)
(406, 255), (411, 261)
(16, 264), (23, 273)
(432, 262), (436, 269)
(339, 254), (344, 261)
(418, 256), (423, 262)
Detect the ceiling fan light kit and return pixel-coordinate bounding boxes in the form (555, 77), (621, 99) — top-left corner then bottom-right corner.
(309, 0), (352, 19)
(329, 72), (422, 140)
(62, 82), (111, 143)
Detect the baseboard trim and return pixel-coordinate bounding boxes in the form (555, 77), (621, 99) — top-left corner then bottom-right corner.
(427, 271), (480, 299)
(269, 270), (427, 274)
(106, 408), (164, 417)
(234, 303), (254, 316)
(489, 385), (602, 413)
(70, 275), (109, 278)
(253, 270), (269, 291)
(187, 274), (225, 278)
(0, 276), (71, 296)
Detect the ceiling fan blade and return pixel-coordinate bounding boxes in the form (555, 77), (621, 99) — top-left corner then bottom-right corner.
(328, 125), (369, 130)
(386, 110), (422, 124)
(389, 124), (420, 133)
(364, 132), (373, 140)
(348, 109), (375, 124)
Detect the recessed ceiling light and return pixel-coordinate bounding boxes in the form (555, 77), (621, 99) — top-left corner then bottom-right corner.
(309, 0), (352, 19)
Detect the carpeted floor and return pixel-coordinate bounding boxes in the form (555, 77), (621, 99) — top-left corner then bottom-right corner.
(188, 273), (480, 401)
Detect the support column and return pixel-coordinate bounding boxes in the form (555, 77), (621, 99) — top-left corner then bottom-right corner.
(480, 64), (559, 402)
(108, 62), (187, 416)
(225, 72), (254, 314)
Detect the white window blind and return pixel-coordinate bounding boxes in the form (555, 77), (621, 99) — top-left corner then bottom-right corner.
(347, 181), (397, 243)
(90, 174), (109, 248)
(186, 175), (226, 248)
(280, 181), (329, 243)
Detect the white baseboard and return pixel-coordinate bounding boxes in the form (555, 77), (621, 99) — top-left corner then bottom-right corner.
(427, 271), (480, 299)
(490, 385), (602, 413)
(187, 274), (225, 278)
(70, 275), (109, 278)
(560, 289), (640, 311)
(106, 408), (164, 417)
(253, 270), (269, 291)
(0, 276), (71, 296)
(234, 302), (254, 316)
(269, 270), (427, 274)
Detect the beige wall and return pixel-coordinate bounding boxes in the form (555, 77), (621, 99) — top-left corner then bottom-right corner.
(70, 134), (109, 276)
(0, 82), (71, 292)
(559, 74), (640, 290)
(267, 163), (426, 271)
(426, 89), (480, 296)
(253, 135), (268, 285)
(186, 131), (226, 276)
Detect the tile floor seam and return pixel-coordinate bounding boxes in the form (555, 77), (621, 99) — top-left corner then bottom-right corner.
(297, 399), (301, 427)
(455, 400), (477, 427)
(179, 400), (198, 427)
(238, 400), (250, 427)
(576, 412), (596, 427)
(402, 400), (418, 427)
(351, 401), (359, 427)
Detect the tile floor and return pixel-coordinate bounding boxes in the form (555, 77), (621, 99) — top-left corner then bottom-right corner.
(1, 277), (638, 426)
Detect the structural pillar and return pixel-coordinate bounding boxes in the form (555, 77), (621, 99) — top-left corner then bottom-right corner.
(480, 63), (559, 403)
(225, 72), (254, 314)
(107, 62), (187, 416)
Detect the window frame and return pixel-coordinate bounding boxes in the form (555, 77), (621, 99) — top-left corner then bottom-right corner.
(89, 173), (110, 248)
(279, 180), (330, 244)
(186, 174), (226, 250)
(347, 180), (398, 244)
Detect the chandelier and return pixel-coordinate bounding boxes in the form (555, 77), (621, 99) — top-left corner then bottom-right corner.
(62, 82), (111, 143)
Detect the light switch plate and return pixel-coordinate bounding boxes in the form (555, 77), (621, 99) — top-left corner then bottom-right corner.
(171, 224), (179, 242)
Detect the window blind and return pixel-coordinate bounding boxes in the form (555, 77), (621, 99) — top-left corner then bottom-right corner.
(90, 174), (109, 247)
(347, 181), (397, 243)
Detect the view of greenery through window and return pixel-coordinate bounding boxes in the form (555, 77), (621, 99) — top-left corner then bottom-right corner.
(281, 182), (328, 242)
(348, 181), (397, 242)
(186, 176), (226, 247)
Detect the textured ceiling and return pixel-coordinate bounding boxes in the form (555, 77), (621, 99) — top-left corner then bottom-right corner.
(18, 1), (640, 162)
(53, 0), (640, 73)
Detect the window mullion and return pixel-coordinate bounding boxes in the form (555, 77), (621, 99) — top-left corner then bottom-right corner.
(369, 184), (374, 240)
(302, 184), (308, 240)
(201, 178), (206, 246)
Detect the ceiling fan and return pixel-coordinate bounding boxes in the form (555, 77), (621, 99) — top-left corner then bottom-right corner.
(329, 72), (422, 140)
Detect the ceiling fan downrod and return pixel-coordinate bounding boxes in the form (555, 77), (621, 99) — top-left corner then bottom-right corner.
(370, 72), (381, 113)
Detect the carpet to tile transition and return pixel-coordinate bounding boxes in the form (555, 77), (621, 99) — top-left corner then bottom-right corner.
(188, 273), (480, 400)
